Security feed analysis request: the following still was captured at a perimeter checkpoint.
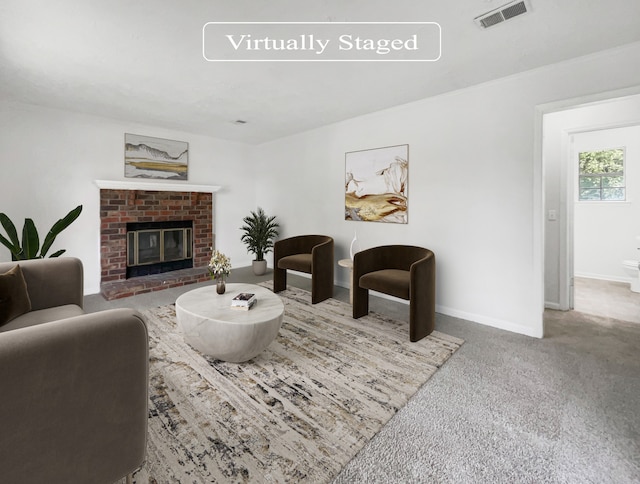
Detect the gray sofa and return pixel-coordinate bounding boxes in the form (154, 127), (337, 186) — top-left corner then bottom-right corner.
(0, 257), (148, 484)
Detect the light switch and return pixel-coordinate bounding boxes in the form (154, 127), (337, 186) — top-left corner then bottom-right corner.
(548, 209), (557, 221)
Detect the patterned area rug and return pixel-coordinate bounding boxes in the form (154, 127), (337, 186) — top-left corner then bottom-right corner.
(133, 284), (463, 483)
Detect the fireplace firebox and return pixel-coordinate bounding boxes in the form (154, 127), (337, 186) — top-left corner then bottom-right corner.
(126, 220), (193, 278)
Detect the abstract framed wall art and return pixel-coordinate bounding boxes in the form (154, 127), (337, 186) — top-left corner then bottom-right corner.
(345, 144), (408, 223)
(125, 133), (189, 180)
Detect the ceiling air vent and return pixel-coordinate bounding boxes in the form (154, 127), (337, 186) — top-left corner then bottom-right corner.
(475, 0), (531, 29)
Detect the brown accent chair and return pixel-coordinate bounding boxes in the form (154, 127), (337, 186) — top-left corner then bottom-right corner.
(353, 245), (436, 342)
(273, 235), (334, 303)
(0, 257), (148, 484)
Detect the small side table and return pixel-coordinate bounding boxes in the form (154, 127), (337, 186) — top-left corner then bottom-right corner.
(338, 258), (354, 304)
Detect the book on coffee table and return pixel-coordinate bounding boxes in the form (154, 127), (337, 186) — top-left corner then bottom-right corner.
(230, 298), (257, 310)
(231, 292), (256, 308)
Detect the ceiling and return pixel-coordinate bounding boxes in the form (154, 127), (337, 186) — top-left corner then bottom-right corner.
(1, 0), (639, 144)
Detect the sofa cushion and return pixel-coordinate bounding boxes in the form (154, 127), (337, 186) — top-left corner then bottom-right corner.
(359, 269), (410, 300)
(0, 304), (85, 333)
(0, 265), (32, 327)
(277, 254), (312, 274)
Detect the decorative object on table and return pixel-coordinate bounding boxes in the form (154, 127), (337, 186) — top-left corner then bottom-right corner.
(207, 249), (231, 295)
(349, 230), (360, 259)
(125, 133), (188, 180)
(345, 144), (408, 223)
(135, 283), (463, 483)
(240, 207), (279, 276)
(231, 299), (256, 310)
(0, 205), (83, 260)
(231, 292), (257, 310)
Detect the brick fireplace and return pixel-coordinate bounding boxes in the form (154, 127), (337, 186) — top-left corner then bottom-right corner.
(97, 180), (220, 300)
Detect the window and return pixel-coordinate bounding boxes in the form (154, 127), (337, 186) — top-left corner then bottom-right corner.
(578, 148), (625, 201)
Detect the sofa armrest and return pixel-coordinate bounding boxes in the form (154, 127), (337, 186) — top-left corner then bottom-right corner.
(0, 308), (148, 483)
(0, 257), (84, 311)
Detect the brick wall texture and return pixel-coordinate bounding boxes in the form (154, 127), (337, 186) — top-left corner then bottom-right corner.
(99, 189), (213, 284)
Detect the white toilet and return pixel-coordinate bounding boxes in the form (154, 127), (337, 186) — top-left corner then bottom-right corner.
(622, 235), (640, 293)
(622, 259), (640, 293)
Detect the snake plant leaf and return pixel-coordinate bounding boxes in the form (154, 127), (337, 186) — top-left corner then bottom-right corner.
(0, 213), (21, 256)
(49, 249), (66, 258)
(40, 205), (82, 257)
(0, 232), (19, 258)
(22, 219), (40, 259)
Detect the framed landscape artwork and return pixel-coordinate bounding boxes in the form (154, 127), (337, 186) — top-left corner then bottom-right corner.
(345, 144), (408, 223)
(125, 133), (189, 180)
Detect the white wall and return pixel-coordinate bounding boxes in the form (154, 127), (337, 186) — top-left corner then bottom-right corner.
(2, 41), (640, 337)
(255, 41), (640, 338)
(573, 126), (640, 281)
(543, 95), (640, 308)
(0, 101), (257, 294)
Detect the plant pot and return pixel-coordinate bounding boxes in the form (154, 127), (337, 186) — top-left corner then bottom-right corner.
(252, 260), (267, 276)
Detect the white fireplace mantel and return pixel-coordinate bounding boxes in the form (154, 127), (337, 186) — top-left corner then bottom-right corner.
(95, 179), (221, 193)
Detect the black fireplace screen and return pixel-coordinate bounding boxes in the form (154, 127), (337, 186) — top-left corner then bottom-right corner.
(126, 220), (193, 277)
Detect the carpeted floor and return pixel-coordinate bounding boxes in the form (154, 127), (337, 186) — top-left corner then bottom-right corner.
(334, 308), (640, 483)
(132, 284), (462, 483)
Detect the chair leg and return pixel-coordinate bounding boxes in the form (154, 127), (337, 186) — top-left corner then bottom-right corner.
(273, 267), (287, 293)
(311, 271), (333, 304)
(409, 296), (434, 342)
(126, 473), (133, 484)
(352, 286), (369, 319)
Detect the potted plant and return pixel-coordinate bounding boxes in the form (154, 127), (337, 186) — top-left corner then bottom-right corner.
(0, 205), (83, 260)
(240, 207), (279, 276)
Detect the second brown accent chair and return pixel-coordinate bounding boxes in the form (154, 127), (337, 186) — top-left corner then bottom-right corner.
(353, 245), (436, 342)
(273, 235), (334, 303)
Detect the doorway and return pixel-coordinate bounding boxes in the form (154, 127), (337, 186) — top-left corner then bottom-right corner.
(541, 92), (640, 325)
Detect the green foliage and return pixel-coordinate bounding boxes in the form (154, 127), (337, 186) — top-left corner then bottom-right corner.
(0, 205), (83, 260)
(240, 207), (279, 262)
(579, 148), (624, 174)
(578, 149), (625, 201)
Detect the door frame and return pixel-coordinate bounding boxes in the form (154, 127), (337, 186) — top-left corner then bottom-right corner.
(536, 86), (640, 334)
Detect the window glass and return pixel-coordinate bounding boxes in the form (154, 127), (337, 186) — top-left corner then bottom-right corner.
(578, 148), (625, 201)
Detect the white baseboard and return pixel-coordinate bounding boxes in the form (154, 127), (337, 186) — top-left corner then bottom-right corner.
(544, 301), (561, 310)
(436, 304), (543, 338)
(347, 284), (541, 337)
(574, 272), (631, 284)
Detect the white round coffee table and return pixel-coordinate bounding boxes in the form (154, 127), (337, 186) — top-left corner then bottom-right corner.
(175, 283), (284, 363)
